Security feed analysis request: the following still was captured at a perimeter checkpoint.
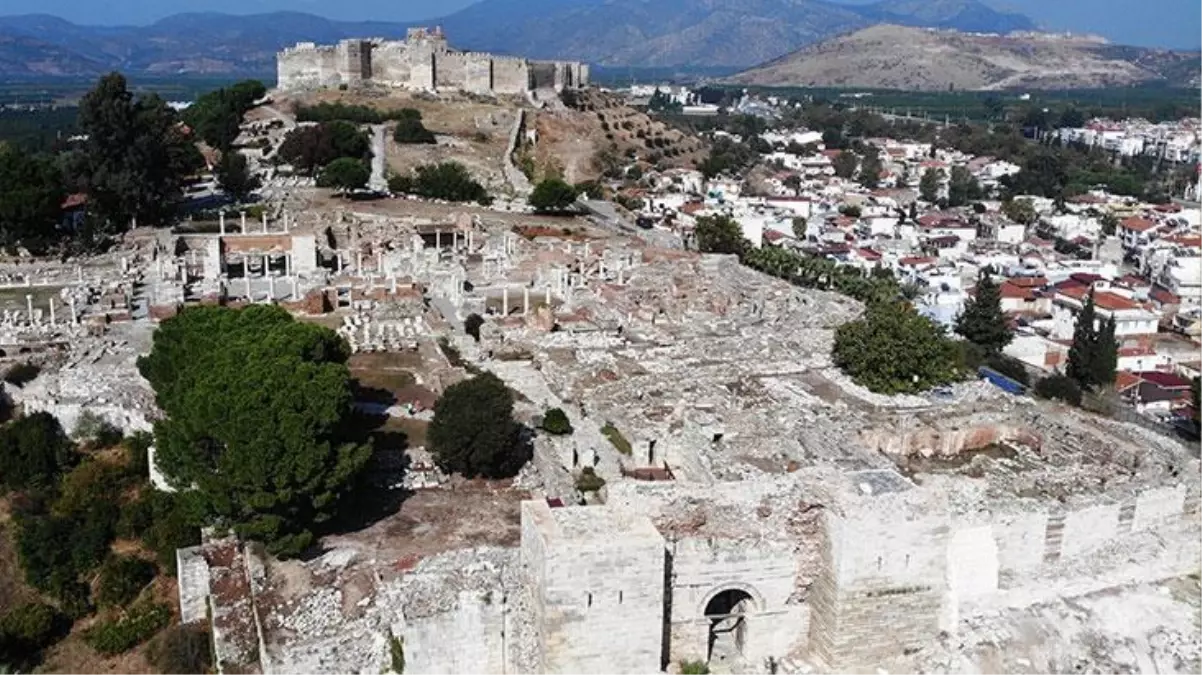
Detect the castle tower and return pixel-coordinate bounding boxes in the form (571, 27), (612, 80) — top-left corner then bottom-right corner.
(520, 500), (666, 674)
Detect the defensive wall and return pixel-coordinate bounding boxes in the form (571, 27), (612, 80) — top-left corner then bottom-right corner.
(277, 30), (588, 95)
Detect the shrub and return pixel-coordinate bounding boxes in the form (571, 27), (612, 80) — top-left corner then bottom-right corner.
(393, 162), (491, 205)
(393, 116), (436, 144)
(1034, 374), (1083, 406)
(600, 423), (631, 455)
(984, 354), (1030, 386)
(0, 412), (77, 492)
(680, 661), (710, 674)
(83, 601), (171, 655)
(529, 178), (579, 214)
(97, 556), (156, 608)
(575, 467), (605, 493)
(73, 410), (123, 449)
(541, 408), (573, 435)
(124, 431), (153, 480)
(316, 157), (370, 193)
(146, 624), (213, 675)
(388, 631), (405, 674)
(0, 602), (62, 660)
(464, 313), (484, 342)
(3, 362), (39, 386)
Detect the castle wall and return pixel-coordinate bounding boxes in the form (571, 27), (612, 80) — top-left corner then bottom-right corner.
(493, 58), (531, 95)
(528, 62), (558, 91)
(402, 592), (506, 674)
(667, 538), (807, 668)
(464, 57), (494, 94)
(521, 501), (664, 674)
(277, 44), (344, 90)
(370, 42), (414, 88)
(434, 52), (470, 90)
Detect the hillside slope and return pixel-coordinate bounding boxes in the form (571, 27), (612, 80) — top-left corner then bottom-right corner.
(0, 1), (1036, 76)
(725, 25), (1202, 90)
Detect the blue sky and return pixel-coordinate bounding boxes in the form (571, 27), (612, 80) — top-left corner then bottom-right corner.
(2, 0), (1199, 49)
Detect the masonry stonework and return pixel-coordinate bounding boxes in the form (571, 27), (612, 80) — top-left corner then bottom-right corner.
(277, 28), (588, 95)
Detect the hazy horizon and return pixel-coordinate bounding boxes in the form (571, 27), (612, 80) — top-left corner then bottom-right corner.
(0, 0), (1198, 50)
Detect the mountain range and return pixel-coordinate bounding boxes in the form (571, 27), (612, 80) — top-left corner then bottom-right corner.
(0, 0), (1040, 77)
(726, 24), (1202, 90)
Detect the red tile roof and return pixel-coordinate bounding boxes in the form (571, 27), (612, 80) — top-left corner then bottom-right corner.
(899, 256), (937, 267)
(1149, 286), (1180, 305)
(999, 282), (1036, 300)
(1114, 371), (1142, 391)
(857, 247), (882, 261)
(1133, 371), (1192, 389)
(1007, 276), (1047, 288)
(1057, 286), (1141, 311)
(1121, 216), (1156, 232)
(763, 229), (788, 243)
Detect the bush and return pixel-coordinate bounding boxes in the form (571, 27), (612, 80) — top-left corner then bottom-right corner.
(833, 302), (961, 395)
(388, 631), (405, 674)
(541, 408), (573, 435)
(0, 412), (77, 492)
(124, 431), (153, 480)
(316, 157), (370, 193)
(146, 624), (213, 675)
(83, 601), (171, 655)
(984, 354), (1030, 386)
(0, 602), (63, 664)
(393, 162), (491, 205)
(393, 116), (436, 144)
(528, 178), (579, 214)
(600, 423), (631, 455)
(73, 410), (123, 449)
(464, 313), (484, 342)
(1034, 374), (1083, 406)
(680, 661), (710, 674)
(3, 362), (39, 386)
(97, 556), (156, 608)
(575, 467), (605, 493)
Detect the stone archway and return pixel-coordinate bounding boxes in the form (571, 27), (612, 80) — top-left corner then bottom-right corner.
(704, 588), (754, 666)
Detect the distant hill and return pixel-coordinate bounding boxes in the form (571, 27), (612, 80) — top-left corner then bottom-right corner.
(0, 1), (1039, 78)
(725, 25), (1202, 91)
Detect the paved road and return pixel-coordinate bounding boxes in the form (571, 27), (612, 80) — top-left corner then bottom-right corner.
(580, 200), (684, 249)
(369, 124), (388, 192)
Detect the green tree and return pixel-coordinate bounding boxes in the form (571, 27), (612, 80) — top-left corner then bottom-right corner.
(832, 301), (961, 394)
(96, 555), (155, 608)
(1094, 315), (1118, 388)
(278, 121), (370, 175)
(1100, 212), (1120, 236)
(1002, 197), (1038, 225)
(1034, 374), (1083, 406)
(393, 115), (436, 144)
(529, 178), (579, 213)
(1191, 377), (1201, 427)
(428, 372), (528, 478)
(0, 602), (62, 669)
(181, 80), (266, 151)
(541, 408), (573, 435)
(694, 214), (746, 255)
(1066, 291), (1100, 390)
(215, 151), (259, 202)
(317, 157), (370, 194)
(0, 412), (76, 493)
(77, 73), (201, 229)
(791, 216), (806, 239)
(955, 271), (1012, 355)
(464, 313), (484, 342)
(831, 151), (858, 179)
(391, 162), (491, 205)
(137, 305), (371, 557)
(857, 147), (882, 188)
(946, 165), (982, 207)
(919, 167), (942, 203)
(0, 146), (66, 253)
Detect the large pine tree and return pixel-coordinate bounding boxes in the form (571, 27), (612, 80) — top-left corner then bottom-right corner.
(955, 271), (1012, 355)
(1066, 291), (1100, 389)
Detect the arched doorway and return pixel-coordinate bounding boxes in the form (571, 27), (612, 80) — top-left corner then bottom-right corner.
(705, 588), (753, 666)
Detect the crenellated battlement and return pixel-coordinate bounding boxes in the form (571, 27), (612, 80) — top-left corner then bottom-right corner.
(276, 29), (588, 94)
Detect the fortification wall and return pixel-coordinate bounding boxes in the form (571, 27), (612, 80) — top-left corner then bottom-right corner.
(668, 537), (807, 667)
(401, 591), (507, 673)
(528, 62), (558, 91)
(434, 52), (470, 90)
(464, 56), (494, 94)
(369, 42), (414, 88)
(492, 57), (530, 94)
(278, 44), (344, 90)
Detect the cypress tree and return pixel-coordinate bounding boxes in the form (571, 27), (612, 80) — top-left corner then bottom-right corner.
(955, 270), (1013, 355)
(1066, 291), (1099, 389)
(1094, 315), (1118, 388)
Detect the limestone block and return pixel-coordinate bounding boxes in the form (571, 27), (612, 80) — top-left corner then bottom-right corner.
(1133, 485), (1187, 531)
(1060, 502), (1120, 559)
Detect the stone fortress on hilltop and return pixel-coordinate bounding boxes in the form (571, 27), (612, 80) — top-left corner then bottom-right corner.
(276, 27), (590, 94)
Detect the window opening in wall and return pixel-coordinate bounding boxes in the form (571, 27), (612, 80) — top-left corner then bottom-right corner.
(587, 592), (592, 608)
(712, 433), (724, 443)
(619, 590), (623, 604)
(705, 589), (752, 665)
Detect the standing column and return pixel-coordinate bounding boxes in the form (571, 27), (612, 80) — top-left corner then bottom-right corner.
(262, 211), (268, 233)
(467, 230), (474, 251)
(241, 212), (248, 234)
(291, 277), (299, 300)
(48, 299), (56, 326)
(69, 296), (77, 324)
(25, 294), (33, 323)
(376, 250), (383, 273)
(284, 254), (291, 277)
(502, 288), (509, 316)
(544, 287), (551, 305)
(245, 276), (252, 300)
(220, 212), (226, 235)
(268, 274), (275, 300)
(436, 230), (441, 250)
(523, 287), (530, 316)
(356, 252), (363, 273)
(336, 253), (343, 273)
